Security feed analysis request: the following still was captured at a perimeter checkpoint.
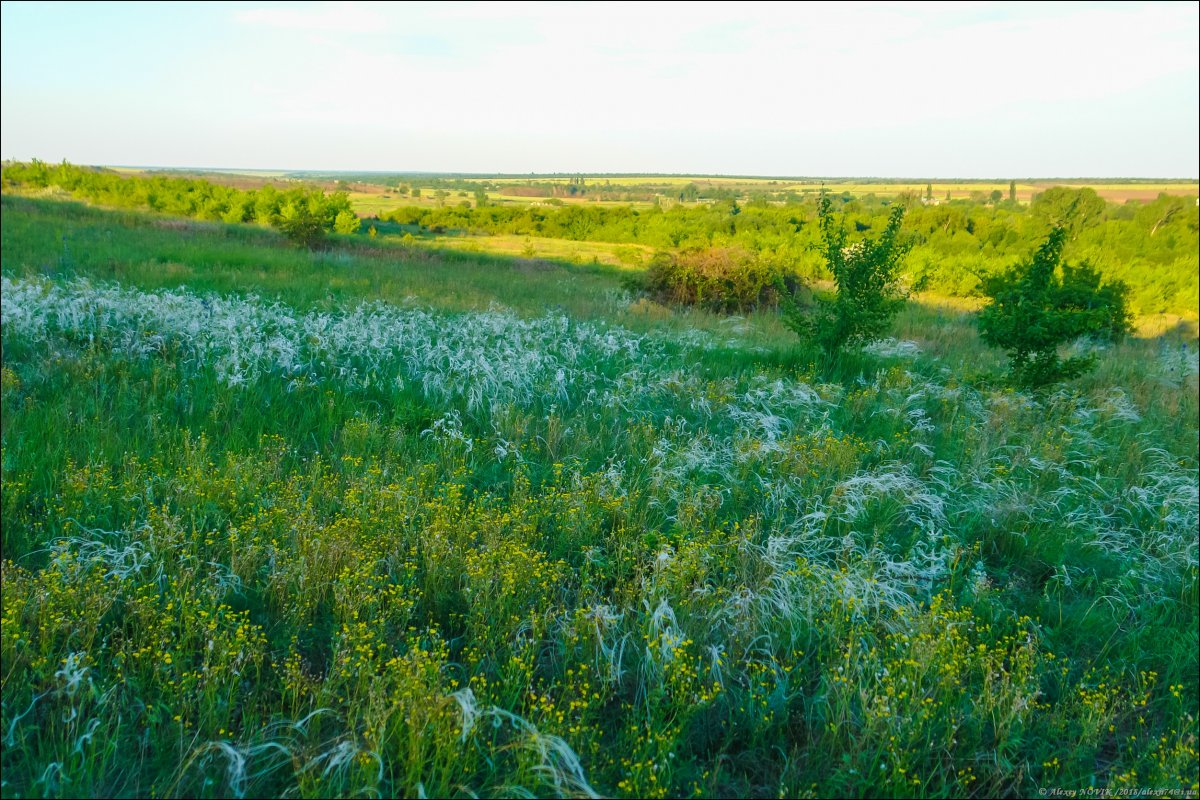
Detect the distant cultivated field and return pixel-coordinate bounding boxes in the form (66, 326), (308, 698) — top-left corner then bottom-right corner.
(1027, 182), (1199, 203)
(483, 175), (1200, 203)
(105, 168), (1199, 212)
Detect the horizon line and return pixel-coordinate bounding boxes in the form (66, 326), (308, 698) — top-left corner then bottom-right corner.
(6, 160), (1198, 183)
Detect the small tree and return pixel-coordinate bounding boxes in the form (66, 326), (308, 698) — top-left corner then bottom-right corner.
(977, 227), (1132, 389)
(334, 209), (361, 235)
(274, 202), (327, 250)
(1030, 187), (1105, 239)
(780, 192), (910, 355)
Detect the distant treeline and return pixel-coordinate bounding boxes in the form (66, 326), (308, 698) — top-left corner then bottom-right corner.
(384, 192), (1198, 315)
(3, 160), (1196, 315)
(1, 160), (354, 230)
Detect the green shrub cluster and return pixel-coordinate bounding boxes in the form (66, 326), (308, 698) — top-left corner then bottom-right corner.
(378, 188), (1197, 316)
(3, 161), (1197, 314)
(977, 227), (1133, 388)
(636, 246), (795, 312)
(1, 160), (358, 249)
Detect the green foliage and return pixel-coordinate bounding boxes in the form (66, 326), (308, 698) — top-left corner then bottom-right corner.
(373, 189), (1198, 317)
(780, 193), (910, 355)
(978, 227), (1133, 388)
(276, 202), (328, 250)
(1031, 186), (1106, 238)
(637, 246), (794, 312)
(334, 209), (362, 235)
(0, 160), (353, 244)
(0, 197), (1197, 799)
(8, 162), (1193, 317)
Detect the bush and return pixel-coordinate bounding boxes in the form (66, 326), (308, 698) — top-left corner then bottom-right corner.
(274, 203), (327, 250)
(334, 210), (362, 235)
(779, 193), (909, 355)
(977, 227), (1132, 389)
(637, 246), (795, 312)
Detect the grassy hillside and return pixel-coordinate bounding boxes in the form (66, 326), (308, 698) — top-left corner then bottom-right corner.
(2, 196), (1197, 798)
(6, 163), (1197, 321)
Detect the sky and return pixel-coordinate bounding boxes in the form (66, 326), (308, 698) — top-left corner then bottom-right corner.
(1, 1), (1197, 177)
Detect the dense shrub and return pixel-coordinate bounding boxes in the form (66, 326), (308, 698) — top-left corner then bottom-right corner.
(638, 246), (795, 312)
(977, 227), (1133, 388)
(275, 203), (328, 250)
(334, 209), (362, 235)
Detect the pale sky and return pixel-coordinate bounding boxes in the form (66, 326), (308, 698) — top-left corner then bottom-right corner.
(1, 1), (1197, 177)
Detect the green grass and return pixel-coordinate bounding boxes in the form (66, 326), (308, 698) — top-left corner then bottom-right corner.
(409, 233), (655, 270)
(2, 195), (1197, 798)
(0, 196), (626, 319)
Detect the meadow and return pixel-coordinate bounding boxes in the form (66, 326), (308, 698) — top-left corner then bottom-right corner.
(1, 193), (1198, 799)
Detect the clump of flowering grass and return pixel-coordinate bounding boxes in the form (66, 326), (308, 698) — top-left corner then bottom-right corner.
(2, 227), (1197, 799)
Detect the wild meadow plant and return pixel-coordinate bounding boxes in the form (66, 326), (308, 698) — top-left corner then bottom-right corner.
(1, 201), (1197, 798)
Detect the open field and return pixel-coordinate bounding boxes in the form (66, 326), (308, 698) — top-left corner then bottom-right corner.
(348, 180), (1199, 217)
(426, 176), (1200, 203)
(1, 194), (1197, 798)
(103, 167), (1200, 210)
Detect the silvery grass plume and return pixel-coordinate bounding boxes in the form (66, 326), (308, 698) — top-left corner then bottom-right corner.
(174, 710), (376, 796)
(182, 740), (293, 799)
(0, 277), (654, 414)
(467, 703), (600, 799)
(579, 603), (629, 684)
(832, 461), (947, 529)
(943, 386), (1198, 604)
(863, 338), (922, 359)
(302, 739), (384, 795)
(1155, 340), (1199, 385)
(37, 523), (242, 601)
(41, 524), (160, 584)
